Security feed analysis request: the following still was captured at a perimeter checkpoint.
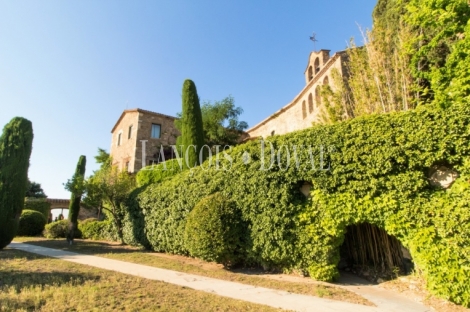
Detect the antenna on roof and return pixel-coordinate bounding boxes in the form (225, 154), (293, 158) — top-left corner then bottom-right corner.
(309, 32), (318, 51)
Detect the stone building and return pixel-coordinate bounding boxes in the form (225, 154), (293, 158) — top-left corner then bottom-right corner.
(110, 109), (180, 173)
(247, 49), (348, 138)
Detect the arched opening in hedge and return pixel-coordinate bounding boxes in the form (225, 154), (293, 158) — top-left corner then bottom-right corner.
(338, 223), (413, 280)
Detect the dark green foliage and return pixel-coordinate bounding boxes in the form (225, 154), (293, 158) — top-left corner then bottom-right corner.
(24, 198), (51, 220)
(175, 96), (248, 146)
(180, 79), (205, 168)
(0, 117), (33, 249)
(25, 179), (47, 198)
(79, 220), (118, 241)
(67, 155), (86, 242)
(184, 193), (245, 267)
(136, 158), (186, 187)
(17, 210), (46, 236)
(44, 220), (82, 239)
(123, 102), (470, 307)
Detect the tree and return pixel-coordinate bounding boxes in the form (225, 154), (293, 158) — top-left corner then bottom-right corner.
(64, 155), (86, 245)
(25, 179), (47, 198)
(0, 117), (33, 249)
(83, 162), (135, 244)
(175, 96), (248, 147)
(180, 79), (205, 168)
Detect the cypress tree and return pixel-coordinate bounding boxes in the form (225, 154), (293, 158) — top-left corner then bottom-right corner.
(0, 117), (33, 249)
(67, 155), (86, 244)
(181, 79), (205, 168)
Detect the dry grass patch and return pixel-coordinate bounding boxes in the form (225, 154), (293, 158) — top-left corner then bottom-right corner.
(0, 248), (283, 312)
(14, 237), (373, 306)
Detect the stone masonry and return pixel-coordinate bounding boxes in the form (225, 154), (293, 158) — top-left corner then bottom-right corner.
(110, 109), (179, 172)
(247, 50), (348, 138)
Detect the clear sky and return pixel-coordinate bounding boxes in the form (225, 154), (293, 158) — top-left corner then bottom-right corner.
(0, 0), (376, 198)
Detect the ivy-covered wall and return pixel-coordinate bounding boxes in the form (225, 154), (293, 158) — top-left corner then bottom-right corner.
(123, 103), (470, 307)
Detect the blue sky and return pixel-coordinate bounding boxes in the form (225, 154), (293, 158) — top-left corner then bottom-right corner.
(0, 0), (376, 198)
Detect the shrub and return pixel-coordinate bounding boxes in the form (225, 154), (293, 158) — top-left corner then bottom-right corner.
(44, 220), (81, 239)
(184, 193), (245, 266)
(136, 159), (186, 187)
(17, 210), (46, 236)
(122, 102), (470, 307)
(0, 117), (33, 249)
(79, 220), (118, 241)
(24, 198), (51, 220)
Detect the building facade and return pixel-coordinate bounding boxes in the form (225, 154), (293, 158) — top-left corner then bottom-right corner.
(110, 109), (180, 173)
(247, 49), (348, 138)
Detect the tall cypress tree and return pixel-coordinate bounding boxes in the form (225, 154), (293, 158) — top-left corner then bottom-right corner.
(0, 117), (33, 249)
(67, 155), (86, 244)
(181, 79), (205, 168)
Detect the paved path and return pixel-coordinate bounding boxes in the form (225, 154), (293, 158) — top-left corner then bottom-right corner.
(8, 242), (430, 312)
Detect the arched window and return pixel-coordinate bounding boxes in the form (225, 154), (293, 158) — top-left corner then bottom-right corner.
(302, 100), (307, 119)
(308, 66), (313, 81)
(308, 94), (314, 113)
(323, 76), (329, 85)
(315, 86), (321, 107)
(314, 57), (320, 74)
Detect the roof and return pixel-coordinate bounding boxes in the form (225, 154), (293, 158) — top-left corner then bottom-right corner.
(111, 108), (178, 133)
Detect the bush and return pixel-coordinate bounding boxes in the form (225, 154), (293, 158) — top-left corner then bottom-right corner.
(17, 210), (46, 236)
(184, 193), (245, 266)
(44, 220), (81, 239)
(0, 117), (33, 249)
(79, 220), (118, 241)
(24, 198), (51, 220)
(136, 158), (186, 187)
(122, 102), (470, 307)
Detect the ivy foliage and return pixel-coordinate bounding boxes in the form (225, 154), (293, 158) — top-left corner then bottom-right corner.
(136, 158), (187, 187)
(123, 102), (470, 307)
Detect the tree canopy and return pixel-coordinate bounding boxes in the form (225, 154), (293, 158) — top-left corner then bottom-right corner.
(175, 96), (248, 147)
(25, 179), (47, 198)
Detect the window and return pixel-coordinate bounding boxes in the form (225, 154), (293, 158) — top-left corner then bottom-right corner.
(315, 86), (321, 107)
(314, 57), (320, 74)
(117, 133), (122, 146)
(128, 125), (133, 139)
(308, 66), (313, 81)
(125, 161), (130, 171)
(302, 100), (307, 119)
(151, 124), (161, 138)
(308, 93), (314, 113)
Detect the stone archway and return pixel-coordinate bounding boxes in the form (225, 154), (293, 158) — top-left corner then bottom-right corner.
(46, 198), (100, 221)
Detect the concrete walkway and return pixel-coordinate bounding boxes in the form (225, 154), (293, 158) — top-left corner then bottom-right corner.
(8, 242), (429, 312)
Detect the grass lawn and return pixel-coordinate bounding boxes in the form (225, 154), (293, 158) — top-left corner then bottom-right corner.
(13, 237), (373, 306)
(0, 248), (283, 312)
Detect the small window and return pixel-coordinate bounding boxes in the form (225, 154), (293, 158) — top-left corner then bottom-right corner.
(151, 124), (161, 138)
(302, 100), (307, 119)
(125, 161), (130, 171)
(117, 133), (122, 146)
(308, 66), (313, 81)
(308, 93), (314, 113)
(128, 125), (133, 139)
(315, 86), (321, 107)
(271, 130), (275, 136)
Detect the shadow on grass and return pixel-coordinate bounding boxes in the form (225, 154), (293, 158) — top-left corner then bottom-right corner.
(15, 237), (147, 256)
(0, 270), (101, 290)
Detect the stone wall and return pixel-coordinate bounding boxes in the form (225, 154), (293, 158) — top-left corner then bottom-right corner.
(247, 50), (347, 139)
(110, 111), (139, 172)
(134, 110), (179, 171)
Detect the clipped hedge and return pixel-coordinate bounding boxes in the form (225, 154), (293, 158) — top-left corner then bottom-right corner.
(123, 103), (470, 307)
(79, 220), (118, 241)
(24, 198), (51, 221)
(44, 220), (81, 239)
(136, 158), (187, 187)
(184, 193), (245, 266)
(17, 210), (46, 236)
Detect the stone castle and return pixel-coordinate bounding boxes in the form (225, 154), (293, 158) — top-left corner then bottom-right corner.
(110, 49), (347, 172)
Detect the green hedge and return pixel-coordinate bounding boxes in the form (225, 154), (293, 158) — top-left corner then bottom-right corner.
(17, 210), (46, 236)
(123, 103), (470, 307)
(44, 220), (81, 239)
(24, 198), (51, 221)
(79, 220), (118, 241)
(136, 158), (187, 187)
(184, 193), (246, 266)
